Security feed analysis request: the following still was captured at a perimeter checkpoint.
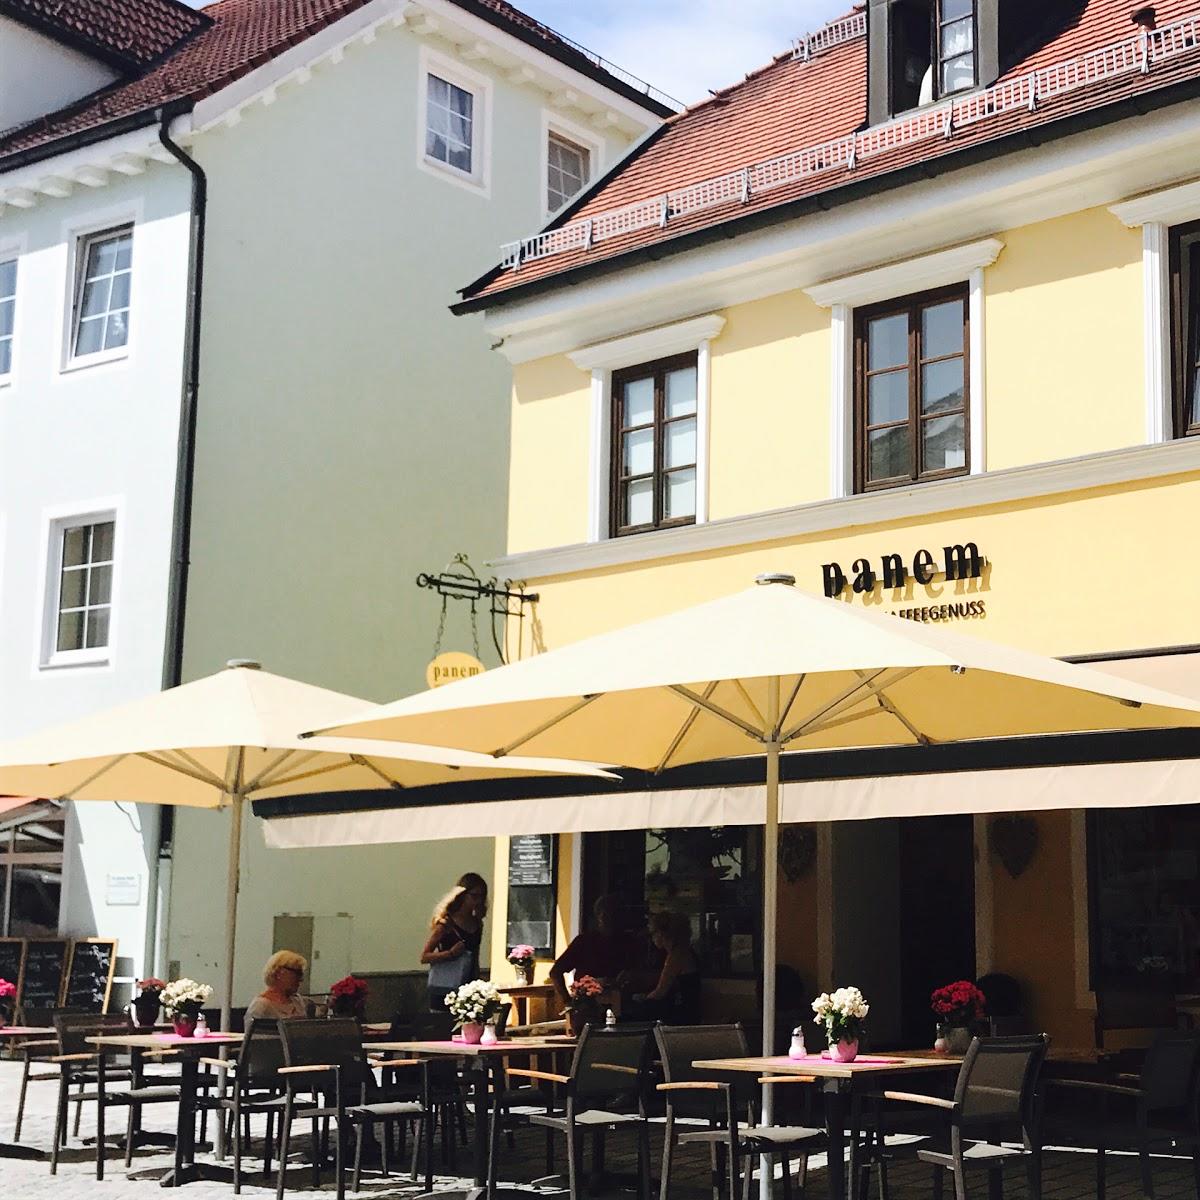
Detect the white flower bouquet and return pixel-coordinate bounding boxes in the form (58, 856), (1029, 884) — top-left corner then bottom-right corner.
(160, 977), (213, 1016)
(812, 986), (869, 1045)
(445, 979), (503, 1029)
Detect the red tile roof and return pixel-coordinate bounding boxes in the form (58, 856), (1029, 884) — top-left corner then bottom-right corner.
(460, 0), (1200, 308)
(0, 0), (670, 168)
(0, 0), (209, 69)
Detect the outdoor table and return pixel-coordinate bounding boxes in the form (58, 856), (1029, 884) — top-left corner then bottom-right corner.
(365, 1036), (575, 1198)
(497, 984), (556, 1029)
(86, 1030), (242, 1187)
(0, 1025), (53, 1038)
(693, 1052), (960, 1200)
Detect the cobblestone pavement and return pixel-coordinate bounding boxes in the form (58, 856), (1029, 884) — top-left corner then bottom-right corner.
(2, 1057), (1199, 1199)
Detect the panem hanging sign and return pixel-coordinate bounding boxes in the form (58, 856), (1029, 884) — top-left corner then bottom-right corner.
(821, 542), (988, 624)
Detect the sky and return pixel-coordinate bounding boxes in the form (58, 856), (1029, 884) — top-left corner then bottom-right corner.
(516, 0), (852, 105)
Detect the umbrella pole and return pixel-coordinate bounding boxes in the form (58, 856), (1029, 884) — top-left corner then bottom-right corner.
(760, 678), (781, 1200)
(214, 785), (245, 1161)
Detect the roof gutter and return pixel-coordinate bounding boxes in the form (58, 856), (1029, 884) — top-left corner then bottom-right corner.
(156, 105), (206, 692)
(452, 70), (1200, 315)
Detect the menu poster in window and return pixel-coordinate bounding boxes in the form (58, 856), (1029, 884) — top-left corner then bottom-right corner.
(21, 938), (68, 1012)
(506, 834), (556, 956)
(0, 939), (25, 1011)
(64, 938), (118, 1013)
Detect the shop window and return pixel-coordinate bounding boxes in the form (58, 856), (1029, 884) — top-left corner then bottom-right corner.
(582, 826), (762, 979)
(1170, 220), (1200, 437)
(0, 805), (64, 937)
(611, 353), (698, 536)
(1089, 805), (1200, 989)
(854, 285), (969, 492)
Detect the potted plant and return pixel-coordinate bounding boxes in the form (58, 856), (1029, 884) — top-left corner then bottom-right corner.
(160, 978), (213, 1038)
(563, 974), (605, 1037)
(930, 980), (986, 1054)
(507, 944), (535, 986)
(329, 975), (369, 1020)
(445, 980), (503, 1044)
(812, 986), (869, 1063)
(0, 977), (15, 1028)
(132, 977), (166, 1028)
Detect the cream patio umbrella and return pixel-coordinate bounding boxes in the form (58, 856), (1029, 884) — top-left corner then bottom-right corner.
(312, 574), (1200, 1071)
(0, 660), (613, 1034)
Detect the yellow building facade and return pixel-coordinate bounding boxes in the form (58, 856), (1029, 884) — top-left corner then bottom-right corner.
(466, 19), (1200, 1049)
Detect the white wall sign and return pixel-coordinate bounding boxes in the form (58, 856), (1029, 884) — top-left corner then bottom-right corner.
(105, 872), (141, 906)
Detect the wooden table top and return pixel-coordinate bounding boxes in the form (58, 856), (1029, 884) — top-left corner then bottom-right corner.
(696, 1053), (962, 1081)
(0, 1026), (52, 1038)
(87, 1032), (243, 1050)
(365, 1036), (574, 1056)
(497, 983), (556, 997)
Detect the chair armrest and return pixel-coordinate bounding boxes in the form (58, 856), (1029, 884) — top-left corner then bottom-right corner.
(21, 1039), (58, 1051)
(757, 1076), (817, 1085)
(278, 1064), (337, 1077)
(199, 1057), (235, 1071)
(50, 1053), (98, 1063)
(881, 1091), (957, 1110)
(592, 1063), (640, 1076)
(370, 1057), (422, 1068)
(1046, 1080), (1142, 1099)
(142, 1050), (181, 1060)
(506, 1067), (570, 1085)
(657, 1082), (727, 1092)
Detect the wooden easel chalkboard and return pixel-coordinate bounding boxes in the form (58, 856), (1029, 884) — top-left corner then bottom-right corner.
(21, 938), (68, 1014)
(0, 938), (25, 1016)
(64, 938), (118, 1013)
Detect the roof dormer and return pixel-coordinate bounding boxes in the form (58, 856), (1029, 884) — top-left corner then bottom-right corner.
(867, 0), (1000, 123)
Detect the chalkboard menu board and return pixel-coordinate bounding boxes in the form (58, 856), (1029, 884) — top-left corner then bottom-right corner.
(21, 939), (68, 1011)
(64, 939), (118, 1013)
(506, 835), (556, 955)
(0, 939), (25, 1009)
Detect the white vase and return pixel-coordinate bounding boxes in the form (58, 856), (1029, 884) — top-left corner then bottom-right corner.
(481, 1021), (498, 1046)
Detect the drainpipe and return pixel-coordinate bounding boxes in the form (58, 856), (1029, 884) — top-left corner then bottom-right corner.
(150, 103), (208, 976)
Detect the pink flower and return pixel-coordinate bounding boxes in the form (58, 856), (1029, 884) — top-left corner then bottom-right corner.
(0, 978), (15, 1001)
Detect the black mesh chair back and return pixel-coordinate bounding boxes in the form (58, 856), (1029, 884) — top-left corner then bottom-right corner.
(956, 1033), (1048, 1132)
(655, 1023), (755, 1119)
(54, 1011), (132, 1057)
(570, 1023), (651, 1110)
(494, 1003), (510, 1037)
(238, 1017), (285, 1088)
(413, 1010), (455, 1041)
(278, 1017), (372, 1094)
(1095, 979), (1176, 1048)
(1140, 1029), (1200, 1112)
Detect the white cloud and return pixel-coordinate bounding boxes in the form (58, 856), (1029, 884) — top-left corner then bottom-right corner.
(519, 0), (853, 105)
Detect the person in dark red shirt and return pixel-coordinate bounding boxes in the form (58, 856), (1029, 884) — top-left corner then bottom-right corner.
(549, 893), (640, 1012)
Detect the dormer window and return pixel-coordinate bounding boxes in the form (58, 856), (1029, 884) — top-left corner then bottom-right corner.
(869, 0), (992, 123)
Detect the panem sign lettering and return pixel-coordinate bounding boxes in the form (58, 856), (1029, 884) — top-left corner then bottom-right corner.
(426, 651), (485, 689)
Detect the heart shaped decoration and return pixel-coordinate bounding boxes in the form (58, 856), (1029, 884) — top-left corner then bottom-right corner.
(989, 815), (1038, 879)
(780, 825), (818, 883)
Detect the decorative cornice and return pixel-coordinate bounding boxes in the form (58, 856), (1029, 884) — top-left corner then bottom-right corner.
(804, 238), (1005, 308)
(492, 437), (1200, 581)
(1110, 176), (1200, 227)
(568, 314), (726, 370)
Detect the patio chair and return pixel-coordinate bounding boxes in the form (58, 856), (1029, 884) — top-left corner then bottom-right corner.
(500, 1022), (653, 1200)
(656, 1022), (824, 1200)
(275, 1017), (434, 1200)
(1045, 1028), (1200, 1199)
(46, 1013), (182, 1180)
(197, 1018), (306, 1193)
(872, 1033), (1049, 1200)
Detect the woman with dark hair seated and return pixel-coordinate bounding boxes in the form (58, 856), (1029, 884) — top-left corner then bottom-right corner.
(630, 912), (701, 1023)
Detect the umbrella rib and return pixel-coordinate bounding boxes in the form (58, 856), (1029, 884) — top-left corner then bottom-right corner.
(137, 752), (226, 789)
(668, 685), (766, 742)
(654, 681), (718, 774)
(244, 749), (309, 792)
(732, 680), (766, 730)
(778, 675), (806, 735)
(168, 748), (217, 780)
(250, 760), (363, 791)
(492, 694), (602, 757)
(860, 670), (931, 745)
(50, 754), (129, 800)
(350, 755), (407, 789)
(779, 668), (918, 745)
(795, 707), (886, 737)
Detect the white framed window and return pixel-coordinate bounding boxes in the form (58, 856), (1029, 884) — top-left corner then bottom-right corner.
(42, 516), (116, 667)
(542, 113), (602, 219)
(0, 256), (16, 380)
(68, 225), (132, 366)
(417, 48), (491, 195)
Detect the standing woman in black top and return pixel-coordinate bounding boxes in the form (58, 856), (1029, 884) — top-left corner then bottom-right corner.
(421, 872), (488, 1012)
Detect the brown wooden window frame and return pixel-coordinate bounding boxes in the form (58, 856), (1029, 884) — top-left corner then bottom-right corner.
(1169, 219), (1200, 438)
(854, 283), (971, 494)
(610, 351), (699, 538)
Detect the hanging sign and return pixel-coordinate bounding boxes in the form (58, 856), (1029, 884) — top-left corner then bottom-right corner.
(426, 651), (485, 689)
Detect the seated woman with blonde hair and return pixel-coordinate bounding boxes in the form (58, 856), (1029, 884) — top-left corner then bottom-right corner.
(630, 912), (701, 1023)
(246, 950), (309, 1022)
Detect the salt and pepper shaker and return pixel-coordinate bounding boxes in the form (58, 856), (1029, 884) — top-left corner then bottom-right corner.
(605, 1008), (617, 1029)
(195, 1012), (209, 1039)
(788, 1025), (807, 1059)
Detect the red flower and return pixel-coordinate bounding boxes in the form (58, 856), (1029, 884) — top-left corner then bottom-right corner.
(330, 975), (369, 1000)
(930, 981), (986, 1022)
